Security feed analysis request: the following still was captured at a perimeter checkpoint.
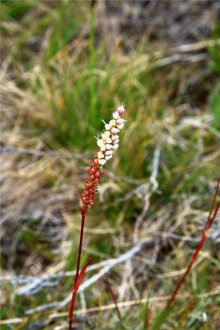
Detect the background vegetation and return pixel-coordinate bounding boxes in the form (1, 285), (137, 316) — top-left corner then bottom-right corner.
(1, 1), (220, 329)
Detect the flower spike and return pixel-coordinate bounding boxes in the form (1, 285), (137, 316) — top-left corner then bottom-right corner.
(80, 105), (125, 210)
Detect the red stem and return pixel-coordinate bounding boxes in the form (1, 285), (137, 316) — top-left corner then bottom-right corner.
(145, 307), (151, 330)
(75, 207), (87, 285)
(104, 277), (121, 320)
(166, 179), (220, 309)
(68, 289), (77, 330)
(68, 207), (87, 330)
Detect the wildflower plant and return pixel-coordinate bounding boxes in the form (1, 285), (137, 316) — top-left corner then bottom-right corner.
(68, 105), (125, 330)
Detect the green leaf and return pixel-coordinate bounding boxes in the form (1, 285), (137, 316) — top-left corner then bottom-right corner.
(150, 308), (172, 330)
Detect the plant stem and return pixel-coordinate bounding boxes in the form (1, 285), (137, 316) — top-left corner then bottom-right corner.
(75, 207), (87, 285)
(166, 179), (220, 309)
(104, 277), (122, 321)
(145, 308), (151, 330)
(68, 207), (87, 330)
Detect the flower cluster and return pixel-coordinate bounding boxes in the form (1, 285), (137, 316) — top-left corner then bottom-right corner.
(80, 159), (103, 209)
(96, 105), (125, 166)
(80, 105), (125, 210)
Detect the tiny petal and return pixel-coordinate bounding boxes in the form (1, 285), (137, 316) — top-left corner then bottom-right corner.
(102, 132), (110, 139)
(111, 134), (119, 141)
(98, 152), (104, 158)
(111, 127), (120, 134)
(109, 119), (116, 127)
(112, 144), (119, 149)
(97, 139), (104, 147)
(117, 105), (125, 115)
(117, 123), (124, 129)
(98, 159), (106, 165)
(100, 144), (106, 151)
(106, 144), (113, 150)
(113, 138), (119, 144)
(105, 150), (113, 157)
(105, 155), (112, 160)
(105, 124), (110, 130)
(113, 111), (120, 119)
(116, 118), (124, 125)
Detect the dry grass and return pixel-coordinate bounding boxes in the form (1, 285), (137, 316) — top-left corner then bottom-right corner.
(0, 1), (220, 329)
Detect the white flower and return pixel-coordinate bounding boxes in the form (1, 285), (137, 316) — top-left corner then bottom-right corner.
(109, 119), (116, 127)
(98, 152), (104, 158)
(113, 111), (120, 119)
(116, 118), (124, 125)
(111, 127), (120, 134)
(101, 134), (111, 143)
(97, 139), (103, 147)
(117, 123), (124, 129)
(106, 143), (113, 150)
(111, 134), (119, 141)
(105, 150), (113, 157)
(105, 131), (111, 136)
(112, 138), (119, 145)
(100, 132), (112, 145)
(97, 139), (106, 151)
(105, 150), (113, 160)
(98, 159), (106, 165)
(112, 144), (119, 149)
(102, 131), (110, 138)
(105, 123), (110, 130)
(116, 118), (124, 129)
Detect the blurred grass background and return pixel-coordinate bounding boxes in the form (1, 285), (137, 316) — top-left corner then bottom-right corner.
(0, 1), (220, 329)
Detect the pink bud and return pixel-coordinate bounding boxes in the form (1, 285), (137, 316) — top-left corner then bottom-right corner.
(117, 105), (125, 115)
